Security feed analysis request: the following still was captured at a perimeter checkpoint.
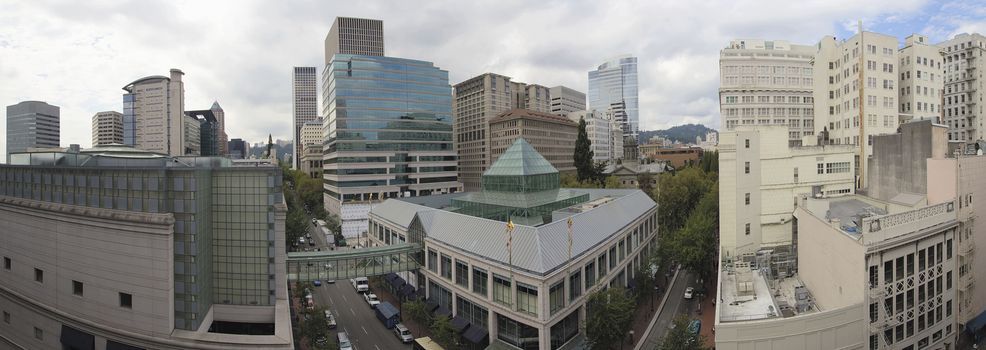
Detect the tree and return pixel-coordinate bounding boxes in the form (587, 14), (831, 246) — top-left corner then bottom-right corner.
(430, 316), (460, 349)
(404, 299), (432, 333)
(670, 184), (719, 282)
(592, 160), (609, 185)
(657, 315), (707, 350)
(657, 168), (713, 233)
(286, 208), (307, 249)
(603, 175), (622, 189)
(575, 117), (595, 182)
(637, 172), (655, 195)
(634, 259), (657, 304)
(585, 287), (635, 350)
(302, 306), (333, 349)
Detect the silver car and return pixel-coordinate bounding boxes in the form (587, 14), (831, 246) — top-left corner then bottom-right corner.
(394, 323), (413, 343)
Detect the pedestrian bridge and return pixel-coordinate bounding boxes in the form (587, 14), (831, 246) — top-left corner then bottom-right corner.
(286, 243), (421, 282)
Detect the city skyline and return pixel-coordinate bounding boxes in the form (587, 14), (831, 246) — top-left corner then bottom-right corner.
(2, 1), (984, 158)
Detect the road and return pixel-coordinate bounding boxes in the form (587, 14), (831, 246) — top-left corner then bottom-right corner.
(639, 269), (698, 349)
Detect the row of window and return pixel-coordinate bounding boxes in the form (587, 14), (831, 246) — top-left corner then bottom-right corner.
(3, 256), (133, 309)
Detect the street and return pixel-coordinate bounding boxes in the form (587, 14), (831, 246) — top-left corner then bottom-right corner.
(639, 268), (698, 349)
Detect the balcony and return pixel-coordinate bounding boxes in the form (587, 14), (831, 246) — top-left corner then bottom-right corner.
(960, 242), (975, 257)
(869, 283), (885, 299)
(960, 272), (975, 291)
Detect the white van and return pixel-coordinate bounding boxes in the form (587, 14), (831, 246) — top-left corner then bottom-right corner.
(337, 332), (353, 350)
(351, 277), (369, 293)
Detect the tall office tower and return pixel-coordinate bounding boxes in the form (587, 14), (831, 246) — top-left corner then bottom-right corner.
(0, 147), (291, 349)
(185, 109), (220, 156)
(91, 111), (124, 146)
(488, 109), (578, 172)
(898, 34), (945, 124)
(719, 39), (816, 146)
(300, 119), (323, 178)
(322, 54), (461, 237)
(292, 66), (318, 169)
(549, 85), (586, 116)
(6, 101), (59, 160)
(588, 55), (639, 140)
(211, 101), (228, 156)
(228, 138), (247, 159)
(182, 113), (201, 155)
(938, 33), (986, 146)
(567, 110), (617, 163)
(122, 69), (186, 155)
(453, 73), (553, 191)
(324, 17), (384, 64)
(813, 31), (900, 188)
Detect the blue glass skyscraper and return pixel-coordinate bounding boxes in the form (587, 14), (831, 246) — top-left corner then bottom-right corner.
(588, 55), (639, 141)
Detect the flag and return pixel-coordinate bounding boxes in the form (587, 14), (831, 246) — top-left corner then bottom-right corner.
(506, 219), (514, 249)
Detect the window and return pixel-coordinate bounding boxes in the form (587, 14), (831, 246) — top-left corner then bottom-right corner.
(34, 268), (43, 283)
(2, 257), (8, 270)
(745, 223), (751, 235)
(745, 161), (750, 174)
(549, 281), (565, 315)
(455, 261), (469, 288)
(493, 274), (512, 305)
(2, 311), (8, 324)
(472, 267), (488, 297)
(745, 193), (750, 205)
(744, 139), (749, 148)
(869, 303), (878, 323)
(441, 254), (452, 280)
(598, 254), (607, 277)
(585, 261), (596, 287)
(427, 249), (438, 273)
(34, 327), (43, 341)
(818, 163), (825, 174)
(947, 239), (952, 260)
(516, 283), (538, 316)
(120, 292), (133, 309)
(72, 280), (83, 296)
(907, 254), (914, 275)
(825, 162), (851, 174)
(569, 271), (582, 302)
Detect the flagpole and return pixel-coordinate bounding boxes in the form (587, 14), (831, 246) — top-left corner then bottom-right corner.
(506, 217), (515, 308)
(567, 217), (573, 303)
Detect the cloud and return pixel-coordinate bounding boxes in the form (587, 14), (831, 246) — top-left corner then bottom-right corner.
(1, 0), (982, 159)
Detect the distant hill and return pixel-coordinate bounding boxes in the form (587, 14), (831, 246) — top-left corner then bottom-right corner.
(639, 124), (716, 144)
(248, 142), (292, 160)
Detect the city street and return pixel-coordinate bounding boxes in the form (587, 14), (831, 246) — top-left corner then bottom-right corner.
(638, 269), (699, 349)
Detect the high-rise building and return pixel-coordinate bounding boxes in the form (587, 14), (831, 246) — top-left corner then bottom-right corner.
(182, 113), (201, 155)
(228, 138), (247, 159)
(549, 86), (586, 116)
(0, 146), (291, 349)
(324, 17), (384, 64)
(211, 101), (228, 156)
(719, 39), (816, 146)
(898, 34), (944, 124)
(292, 66), (318, 169)
(6, 101), (59, 160)
(300, 119), (323, 178)
(91, 111), (124, 146)
(566, 110), (619, 163)
(322, 53), (461, 237)
(938, 33), (986, 146)
(122, 69), (186, 156)
(185, 109), (220, 156)
(489, 109), (577, 172)
(588, 55), (639, 140)
(300, 119), (322, 149)
(453, 73), (553, 191)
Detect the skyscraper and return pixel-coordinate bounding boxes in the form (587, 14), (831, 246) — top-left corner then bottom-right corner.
(324, 17), (384, 64)
(292, 66), (318, 169)
(91, 111), (124, 146)
(185, 109), (220, 156)
(6, 100), (60, 160)
(211, 101), (228, 156)
(122, 69), (186, 155)
(228, 138), (247, 159)
(938, 33), (986, 146)
(549, 85), (586, 116)
(588, 55), (639, 140)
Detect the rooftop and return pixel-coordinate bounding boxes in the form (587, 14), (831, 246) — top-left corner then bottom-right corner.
(797, 194), (956, 246)
(488, 108), (578, 126)
(719, 270), (818, 322)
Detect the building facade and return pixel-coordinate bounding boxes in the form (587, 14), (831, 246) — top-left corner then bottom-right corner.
(211, 101), (228, 156)
(898, 34), (944, 124)
(489, 109), (577, 173)
(938, 33), (986, 146)
(292, 67), (318, 169)
(300, 119), (323, 178)
(6, 101), (60, 160)
(122, 69), (186, 156)
(638, 144), (704, 168)
(588, 55), (638, 140)
(184, 109), (220, 156)
(300, 119), (322, 150)
(548, 86), (585, 117)
(566, 110), (618, 163)
(91, 111), (123, 146)
(181, 114), (201, 156)
(0, 146), (291, 349)
(719, 39), (816, 146)
(323, 17), (384, 63)
(453, 73), (553, 191)
(228, 138), (247, 159)
(321, 53), (461, 237)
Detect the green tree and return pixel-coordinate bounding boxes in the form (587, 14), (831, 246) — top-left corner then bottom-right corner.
(592, 160), (609, 185)
(637, 172), (655, 195)
(430, 316), (460, 349)
(404, 299), (432, 333)
(603, 175), (622, 189)
(657, 168), (713, 233)
(286, 207), (307, 249)
(585, 287), (635, 350)
(657, 315), (707, 350)
(670, 184), (719, 282)
(575, 118), (595, 182)
(302, 306), (332, 349)
(634, 258), (657, 304)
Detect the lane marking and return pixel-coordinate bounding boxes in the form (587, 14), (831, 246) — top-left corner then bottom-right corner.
(350, 308), (356, 316)
(361, 326), (368, 335)
(375, 345), (381, 350)
(342, 294), (348, 302)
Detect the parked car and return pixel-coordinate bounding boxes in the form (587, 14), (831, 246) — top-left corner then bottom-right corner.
(313, 280), (322, 287)
(338, 332), (353, 350)
(324, 310), (337, 329)
(364, 292), (380, 308)
(684, 287), (694, 300)
(394, 323), (413, 343)
(687, 319), (702, 336)
(351, 277), (369, 293)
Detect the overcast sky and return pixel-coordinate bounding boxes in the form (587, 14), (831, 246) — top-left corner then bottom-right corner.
(1, 0), (984, 156)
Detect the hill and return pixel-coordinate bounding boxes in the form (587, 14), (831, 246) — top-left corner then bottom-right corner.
(639, 124), (716, 144)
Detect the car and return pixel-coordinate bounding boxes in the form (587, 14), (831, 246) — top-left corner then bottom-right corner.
(364, 292), (380, 308)
(306, 232), (312, 240)
(338, 332), (353, 350)
(394, 323), (413, 343)
(324, 310), (337, 329)
(351, 277), (369, 293)
(687, 319), (702, 336)
(315, 335), (327, 345)
(299, 237), (306, 245)
(313, 280), (322, 287)
(684, 287), (694, 300)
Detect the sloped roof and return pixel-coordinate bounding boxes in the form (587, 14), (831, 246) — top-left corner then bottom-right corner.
(483, 138), (558, 177)
(488, 108), (577, 126)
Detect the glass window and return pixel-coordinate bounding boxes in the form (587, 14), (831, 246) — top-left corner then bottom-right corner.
(427, 249), (438, 273)
(569, 271), (582, 302)
(550, 310), (580, 350)
(497, 314), (539, 350)
(441, 254), (452, 280)
(455, 260), (469, 288)
(585, 261), (596, 287)
(549, 281), (565, 315)
(493, 274), (511, 305)
(516, 282), (538, 316)
(472, 267), (488, 297)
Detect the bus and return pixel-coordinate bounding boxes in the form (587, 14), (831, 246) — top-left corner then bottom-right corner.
(412, 337), (445, 350)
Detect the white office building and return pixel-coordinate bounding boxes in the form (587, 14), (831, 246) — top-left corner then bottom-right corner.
(549, 86), (586, 117)
(938, 33), (986, 146)
(898, 34), (945, 124)
(566, 110), (619, 164)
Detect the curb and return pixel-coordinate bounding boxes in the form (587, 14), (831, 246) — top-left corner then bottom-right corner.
(633, 265), (682, 350)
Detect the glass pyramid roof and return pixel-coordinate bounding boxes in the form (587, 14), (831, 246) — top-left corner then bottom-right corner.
(483, 138), (558, 176)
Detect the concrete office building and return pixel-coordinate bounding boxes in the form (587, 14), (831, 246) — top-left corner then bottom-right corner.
(368, 139), (658, 350)
(300, 119), (323, 178)
(638, 144), (704, 168)
(6, 101), (60, 161)
(566, 110), (620, 163)
(719, 39), (816, 146)
(300, 119), (322, 150)
(549, 86), (585, 116)
(453, 73), (553, 191)
(938, 33), (986, 146)
(324, 17), (384, 62)
(211, 102), (228, 156)
(228, 138), (247, 159)
(0, 146), (291, 349)
(588, 55), (639, 140)
(292, 67), (318, 169)
(91, 111), (124, 146)
(718, 125), (855, 258)
(321, 53), (461, 237)
(812, 31), (900, 188)
(184, 109), (220, 156)
(898, 34), (944, 124)
(489, 109), (577, 173)
(122, 69), (186, 156)
(181, 114), (201, 156)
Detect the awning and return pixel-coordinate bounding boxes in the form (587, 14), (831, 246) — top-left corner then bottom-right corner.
(434, 305), (452, 318)
(385, 272), (398, 283)
(399, 284), (415, 297)
(406, 291), (420, 301)
(394, 276), (406, 287)
(463, 326), (489, 344)
(450, 316), (470, 333)
(106, 340), (145, 350)
(425, 299), (439, 312)
(59, 325), (94, 350)
(967, 309), (986, 333)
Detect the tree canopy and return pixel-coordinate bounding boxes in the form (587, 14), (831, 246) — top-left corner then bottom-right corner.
(585, 287), (635, 350)
(575, 117), (595, 182)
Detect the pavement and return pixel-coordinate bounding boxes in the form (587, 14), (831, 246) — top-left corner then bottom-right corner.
(637, 268), (698, 350)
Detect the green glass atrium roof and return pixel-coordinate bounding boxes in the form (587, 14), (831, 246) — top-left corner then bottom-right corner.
(483, 138), (558, 177)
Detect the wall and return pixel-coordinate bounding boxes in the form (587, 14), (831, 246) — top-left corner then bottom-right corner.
(794, 207), (866, 310)
(715, 303), (865, 350)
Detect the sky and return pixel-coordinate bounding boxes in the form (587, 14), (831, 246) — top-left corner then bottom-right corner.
(1, 0), (985, 156)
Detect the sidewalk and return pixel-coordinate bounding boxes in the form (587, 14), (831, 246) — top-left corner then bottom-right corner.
(697, 278), (718, 348)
